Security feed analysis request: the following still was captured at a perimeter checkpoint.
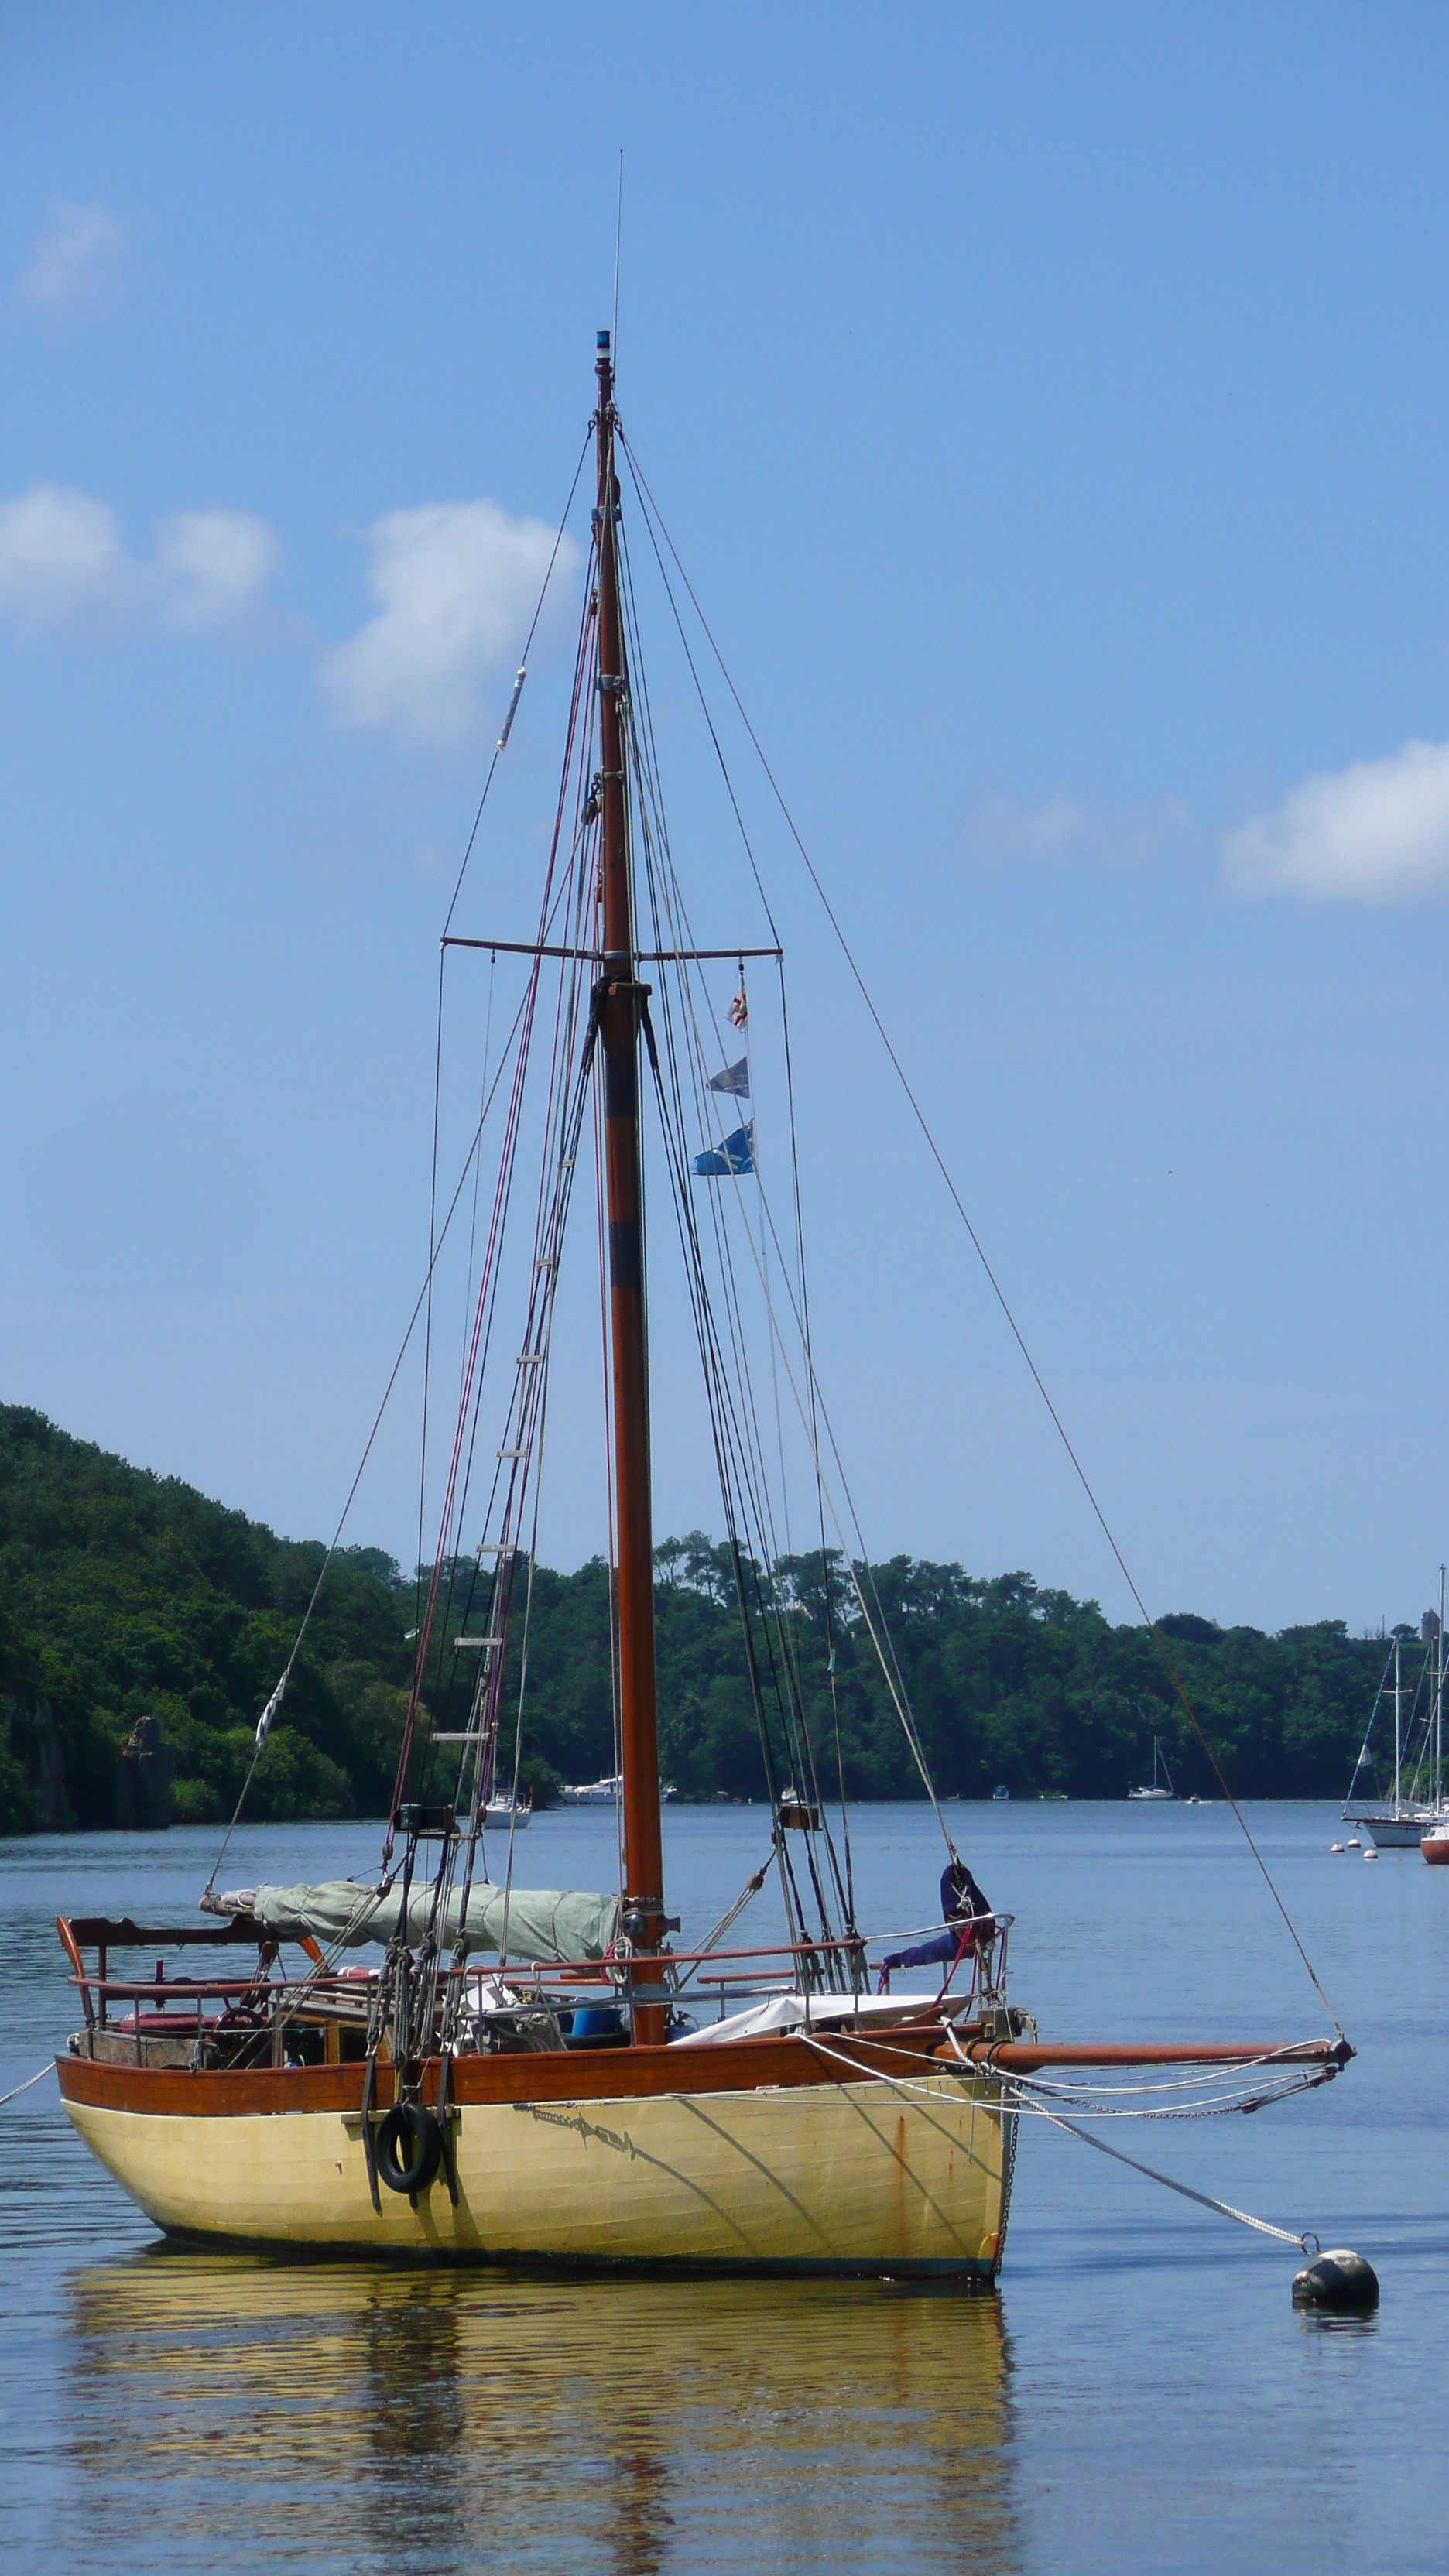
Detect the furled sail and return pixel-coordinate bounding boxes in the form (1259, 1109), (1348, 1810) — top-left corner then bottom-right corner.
(211, 1879), (619, 1963)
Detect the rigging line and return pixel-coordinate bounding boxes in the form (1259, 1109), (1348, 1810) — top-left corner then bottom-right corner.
(404, 1005), (533, 1784)
(623, 441), (1342, 2029)
(618, 437), (780, 949)
(457, 944), (498, 1404)
(418, 944), (446, 1636)
(745, 1169), (940, 1814)
(633, 899), (856, 1930)
(738, 976), (798, 1572)
(439, 796), (595, 1673)
(441, 427), (592, 940)
(779, 960), (853, 1920)
(447, 1325), (564, 1997)
(618, 536), (970, 1943)
(640, 848), (917, 1865)
(617, 721), (815, 1776)
(400, 587), (599, 1805)
(440, 601), (597, 1587)
(1000, 2081), (1318, 2253)
(1347, 1646), (1397, 1790)
(629, 800), (792, 1667)
(673, 1847), (780, 1989)
(0, 2063), (53, 2110)
(639, 1021), (792, 1817)
(640, 1013), (829, 1952)
(809, 2030), (1327, 2237)
(677, 1076), (953, 1845)
(496, 1327), (560, 1967)
(995, 2074), (1328, 2121)
(450, 944), (598, 1803)
(622, 453), (963, 1817)
(199, 986), (533, 1896)
(439, 937), (598, 1807)
(439, 869), (599, 1711)
(614, 526), (942, 1881)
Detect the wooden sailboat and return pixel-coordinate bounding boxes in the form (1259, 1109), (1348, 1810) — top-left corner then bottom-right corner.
(54, 333), (1346, 2273)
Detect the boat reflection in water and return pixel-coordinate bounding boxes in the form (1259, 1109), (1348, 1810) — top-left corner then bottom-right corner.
(63, 2250), (1013, 2572)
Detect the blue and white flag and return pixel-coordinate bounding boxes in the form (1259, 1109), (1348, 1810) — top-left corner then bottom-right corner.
(707, 1056), (750, 1098)
(693, 1121), (755, 1178)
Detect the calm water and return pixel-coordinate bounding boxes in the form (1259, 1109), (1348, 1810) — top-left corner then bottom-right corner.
(2, 1800), (1444, 2574)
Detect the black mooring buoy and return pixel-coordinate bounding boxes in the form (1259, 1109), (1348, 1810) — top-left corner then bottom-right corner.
(1291, 2247), (1379, 2312)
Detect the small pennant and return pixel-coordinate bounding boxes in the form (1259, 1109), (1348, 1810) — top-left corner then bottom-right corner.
(693, 1120), (755, 1178)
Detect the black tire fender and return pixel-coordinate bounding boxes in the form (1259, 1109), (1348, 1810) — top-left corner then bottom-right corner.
(374, 2102), (444, 2196)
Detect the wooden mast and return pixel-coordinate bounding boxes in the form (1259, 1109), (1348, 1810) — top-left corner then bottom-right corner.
(594, 327), (668, 2044)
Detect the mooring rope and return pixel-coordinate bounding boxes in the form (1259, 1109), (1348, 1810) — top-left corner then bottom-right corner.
(936, 2026), (1328, 2242)
(999, 2081), (1318, 2254)
(801, 2026), (1322, 2256)
(0, 2063), (54, 2110)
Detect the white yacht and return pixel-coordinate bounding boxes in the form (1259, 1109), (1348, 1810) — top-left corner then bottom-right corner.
(1344, 1591), (1446, 1848)
(1129, 1738), (1175, 1801)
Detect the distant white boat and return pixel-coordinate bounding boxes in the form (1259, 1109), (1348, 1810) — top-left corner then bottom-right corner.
(484, 1795), (529, 1831)
(1129, 1738), (1174, 1801)
(557, 1774), (677, 1807)
(1343, 1595), (1447, 1850)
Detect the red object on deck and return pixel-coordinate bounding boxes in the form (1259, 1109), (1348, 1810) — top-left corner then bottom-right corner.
(112, 2011), (211, 2035)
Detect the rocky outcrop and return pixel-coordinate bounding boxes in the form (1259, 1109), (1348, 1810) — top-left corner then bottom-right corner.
(115, 1712), (175, 1828)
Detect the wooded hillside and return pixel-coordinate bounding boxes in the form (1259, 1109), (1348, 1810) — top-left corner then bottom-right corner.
(0, 1406), (1396, 1835)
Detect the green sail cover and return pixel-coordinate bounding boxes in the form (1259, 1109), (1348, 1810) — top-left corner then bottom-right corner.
(236, 1879), (619, 1963)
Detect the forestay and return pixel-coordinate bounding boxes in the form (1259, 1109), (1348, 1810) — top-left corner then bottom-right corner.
(214, 1880), (619, 1962)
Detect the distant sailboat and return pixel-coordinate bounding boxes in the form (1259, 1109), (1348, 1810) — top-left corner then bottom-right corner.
(1129, 1738), (1174, 1801)
(484, 1792), (530, 1831)
(1345, 1588), (1447, 1849)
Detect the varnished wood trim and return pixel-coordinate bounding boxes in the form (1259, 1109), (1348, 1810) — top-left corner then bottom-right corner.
(55, 2023), (962, 2120)
(63, 1915), (267, 1948)
(55, 1918), (94, 2028)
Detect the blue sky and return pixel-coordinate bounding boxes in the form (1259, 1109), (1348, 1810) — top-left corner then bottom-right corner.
(5, 3), (1449, 1632)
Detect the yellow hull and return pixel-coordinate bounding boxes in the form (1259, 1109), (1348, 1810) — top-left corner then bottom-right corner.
(62, 2067), (1012, 2276)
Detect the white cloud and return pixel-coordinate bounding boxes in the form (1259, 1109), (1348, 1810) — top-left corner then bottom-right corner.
(969, 791), (1190, 867)
(0, 484), (131, 623)
(21, 200), (124, 309)
(971, 792), (1090, 859)
(1223, 739), (1449, 902)
(155, 509), (280, 629)
(320, 499), (578, 744)
(0, 483), (279, 634)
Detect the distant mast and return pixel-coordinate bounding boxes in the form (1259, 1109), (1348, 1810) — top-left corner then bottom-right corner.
(594, 327), (667, 2043)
